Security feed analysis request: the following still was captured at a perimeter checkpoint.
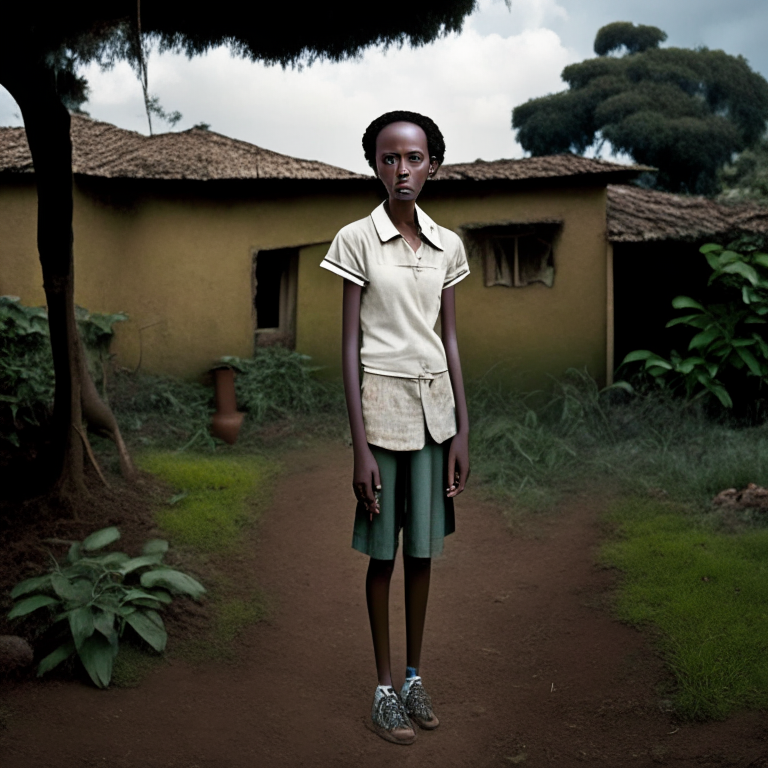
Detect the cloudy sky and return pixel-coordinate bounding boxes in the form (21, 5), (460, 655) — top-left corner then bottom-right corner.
(1, 0), (766, 173)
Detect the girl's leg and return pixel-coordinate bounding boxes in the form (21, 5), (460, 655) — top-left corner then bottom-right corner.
(404, 555), (431, 672)
(366, 557), (395, 686)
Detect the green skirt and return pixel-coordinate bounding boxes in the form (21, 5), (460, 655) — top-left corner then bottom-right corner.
(352, 434), (455, 561)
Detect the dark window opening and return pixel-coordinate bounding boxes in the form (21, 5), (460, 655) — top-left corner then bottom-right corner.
(253, 247), (299, 348)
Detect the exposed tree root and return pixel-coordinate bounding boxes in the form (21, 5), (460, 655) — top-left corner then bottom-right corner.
(73, 424), (110, 489)
(80, 351), (135, 480)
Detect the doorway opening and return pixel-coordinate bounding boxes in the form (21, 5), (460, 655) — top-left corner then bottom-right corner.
(253, 247), (299, 349)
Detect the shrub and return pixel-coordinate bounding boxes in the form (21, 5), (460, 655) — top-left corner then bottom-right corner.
(108, 369), (215, 451)
(221, 347), (344, 423)
(7, 526), (205, 688)
(0, 296), (127, 445)
(0, 297), (54, 446)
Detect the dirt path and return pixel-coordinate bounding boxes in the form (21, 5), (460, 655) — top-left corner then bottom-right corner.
(1, 442), (766, 767)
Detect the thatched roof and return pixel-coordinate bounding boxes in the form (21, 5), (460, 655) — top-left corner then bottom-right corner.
(0, 114), (365, 181)
(607, 184), (768, 243)
(436, 155), (651, 183)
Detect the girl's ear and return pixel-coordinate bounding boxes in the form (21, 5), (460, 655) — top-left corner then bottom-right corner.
(428, 156), (440, 176)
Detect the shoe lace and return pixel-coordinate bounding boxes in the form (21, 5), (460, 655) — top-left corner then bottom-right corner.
(374, 690), (411, 731)
(404, 680), (433, 720)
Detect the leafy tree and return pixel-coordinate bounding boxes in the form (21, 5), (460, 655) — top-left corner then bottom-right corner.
(719, 139), (768, 204)
(512, 22), (768, 194)
(0, 1), (476, 503)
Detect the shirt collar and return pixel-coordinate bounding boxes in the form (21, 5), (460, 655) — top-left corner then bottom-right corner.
(370, 202), (444, 251)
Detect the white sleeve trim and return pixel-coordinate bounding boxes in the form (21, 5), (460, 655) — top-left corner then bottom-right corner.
(320, 259), (367, 287)
(443, 267), (470, 289)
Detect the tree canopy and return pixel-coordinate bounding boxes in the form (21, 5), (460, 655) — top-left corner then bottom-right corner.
(6, 2), (476, 71)
(512, 22), (768, 194)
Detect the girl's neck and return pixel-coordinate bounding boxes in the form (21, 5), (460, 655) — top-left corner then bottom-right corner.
(385, 198), (418, 231)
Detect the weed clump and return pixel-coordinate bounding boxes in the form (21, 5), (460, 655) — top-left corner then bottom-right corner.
(222, 348), (345, 422)
(468, 367), (768, 512)
(108, 348), (346, 452)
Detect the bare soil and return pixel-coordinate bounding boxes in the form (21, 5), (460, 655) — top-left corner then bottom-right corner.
(1, 441), (767, 767)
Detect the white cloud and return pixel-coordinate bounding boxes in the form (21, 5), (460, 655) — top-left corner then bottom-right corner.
(75, 24), (571, 173)
(477, 0), (568, 29)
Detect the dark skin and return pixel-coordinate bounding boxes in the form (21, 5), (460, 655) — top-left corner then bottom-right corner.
(342, 121), (470, 687)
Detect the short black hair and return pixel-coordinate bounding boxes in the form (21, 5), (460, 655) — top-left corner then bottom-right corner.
(362, 111), (446, 173)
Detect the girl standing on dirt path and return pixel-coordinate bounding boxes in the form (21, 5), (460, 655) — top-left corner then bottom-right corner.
(320, 111), (471, 745)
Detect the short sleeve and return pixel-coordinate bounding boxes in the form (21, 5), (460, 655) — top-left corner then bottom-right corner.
(320, 228), (368, 287)
(443, 237), (470, 289)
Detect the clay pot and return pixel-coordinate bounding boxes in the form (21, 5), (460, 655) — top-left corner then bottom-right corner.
(210, 367), (245, 445)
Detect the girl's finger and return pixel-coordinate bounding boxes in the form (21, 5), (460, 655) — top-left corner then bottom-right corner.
(446, 454), (456, 495)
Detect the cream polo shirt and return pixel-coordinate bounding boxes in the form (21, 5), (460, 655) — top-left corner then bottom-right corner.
(320, 201), (470, 380)
(320, 202), (470, 451)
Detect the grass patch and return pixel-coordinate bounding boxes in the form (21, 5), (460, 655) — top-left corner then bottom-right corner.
(111, 643), (164, 688)
(468, 368), (768, 514)
(134, 451), (278, 668)
(602, 496), (768, 720)
(214, 594), (269, 643)
(137, 452), (278, 551)
(173, 593), (270, 665)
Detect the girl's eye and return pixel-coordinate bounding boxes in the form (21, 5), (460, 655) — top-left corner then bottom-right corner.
(410, 155), (422, 162)
(383, 156), (396, 164)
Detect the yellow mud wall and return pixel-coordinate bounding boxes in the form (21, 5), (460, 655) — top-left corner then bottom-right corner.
(0, 178), (379, 378)
(1, 179), (607, 388)
(0, 180), (44, 305)
(295, 188), (609, 389)
(295, 242), (340, 377)
(422, 189), (609, 388)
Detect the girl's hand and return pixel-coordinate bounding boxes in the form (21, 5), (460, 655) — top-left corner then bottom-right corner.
(353, 447), (382, 521)
(446, 431), (470, 498)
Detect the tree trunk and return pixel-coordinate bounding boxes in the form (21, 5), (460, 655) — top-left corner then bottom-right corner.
(1, 52), (134, 503)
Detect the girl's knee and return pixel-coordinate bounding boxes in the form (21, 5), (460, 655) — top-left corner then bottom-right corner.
(368, 557), (395, 578)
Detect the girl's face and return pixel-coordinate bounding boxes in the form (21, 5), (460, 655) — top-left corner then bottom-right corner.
(374, 121), (438, 203)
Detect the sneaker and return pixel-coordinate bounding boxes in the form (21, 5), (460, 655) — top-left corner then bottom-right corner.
(400, 676), (439, 730)
(369, 685), (416, 745)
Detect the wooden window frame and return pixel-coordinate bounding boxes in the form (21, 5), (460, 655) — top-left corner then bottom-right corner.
(462, 222), (561, 289)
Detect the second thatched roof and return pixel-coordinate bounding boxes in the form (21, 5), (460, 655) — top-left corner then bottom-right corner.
(607, 184), (768, 243)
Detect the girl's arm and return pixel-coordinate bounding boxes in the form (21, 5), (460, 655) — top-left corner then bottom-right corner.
(441, 285), (470, 497)
(342, 280), (381, 519)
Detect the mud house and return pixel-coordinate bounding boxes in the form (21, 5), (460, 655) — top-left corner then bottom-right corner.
(2, 116), (767, 388)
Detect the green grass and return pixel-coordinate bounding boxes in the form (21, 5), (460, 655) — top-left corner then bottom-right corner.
(467, 368), (768, 513)
(214, 595), (269, 643)
(108, 348), (347, 454)
(173, 594), (271, 665)
(133, 451), (278, 668)
(602, 497), (768, 720)
(111, 643), (164, 688)
(137, 452), (278, 551)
